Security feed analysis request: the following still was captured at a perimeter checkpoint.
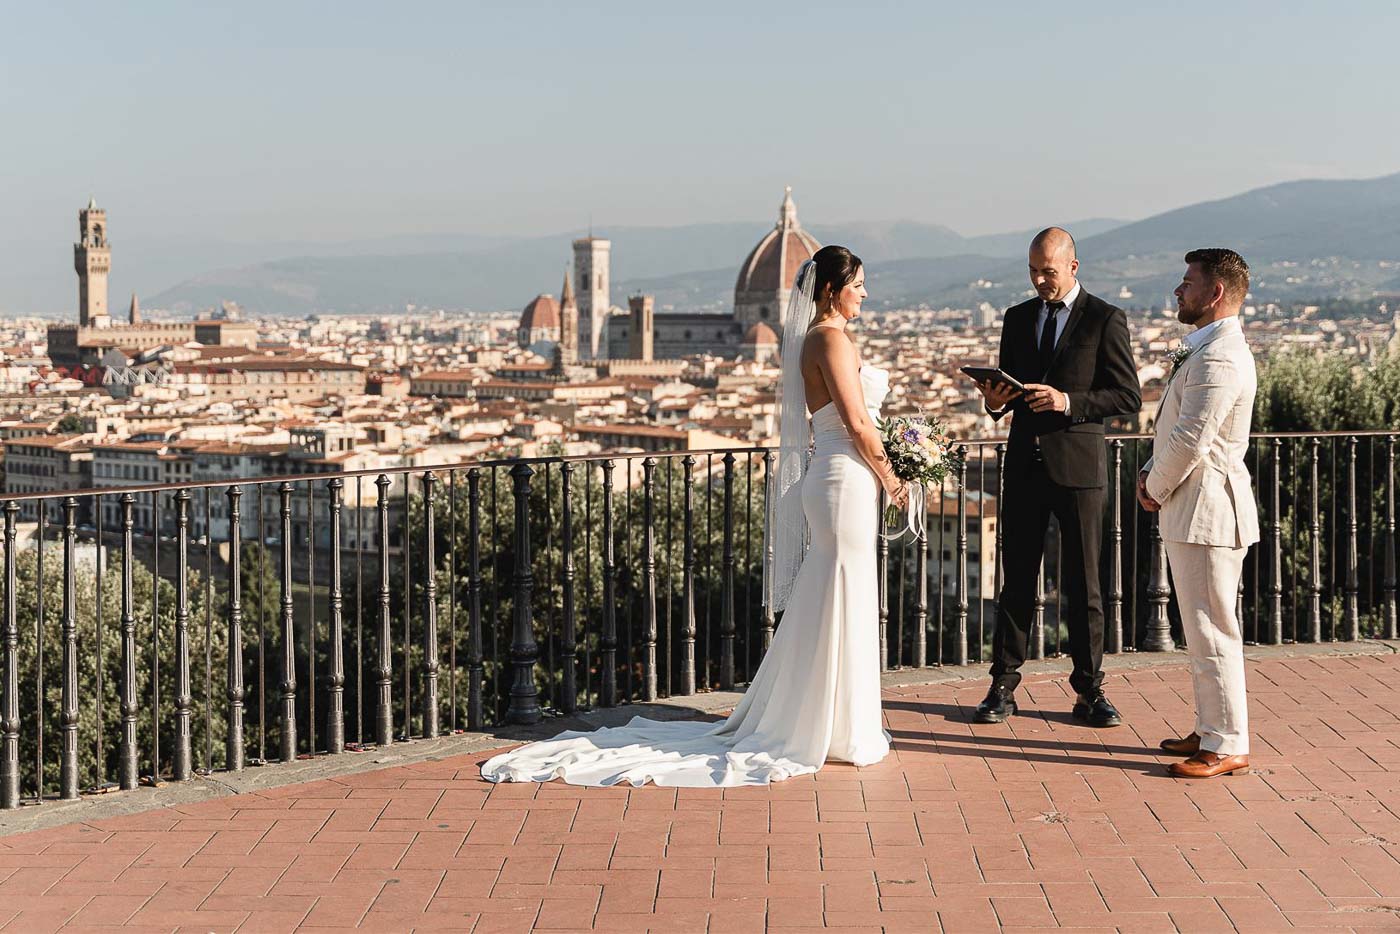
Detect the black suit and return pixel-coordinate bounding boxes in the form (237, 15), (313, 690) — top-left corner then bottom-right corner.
(988, 287), (1140, 697)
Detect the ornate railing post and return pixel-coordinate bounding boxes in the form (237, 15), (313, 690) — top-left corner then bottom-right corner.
(1108, 440), (1124, 653)
(720, 452), (737, 690)
(1267, 438), (1284, 644)
(326, 479), (345, 753)
(761, 450), (776, 653)
(600, 460), (618, 707)
(1031, 561), (1045, 660)
(914, 482), (929, 668)
(1143, 512), (1174, 651)
(119, 493), (139, 789)
(224, 487), (245, 771)
(1384, 436), (1397, 640)
(277, 483), (297, 762)
(877, 487), (890, 669)
(374, 475), (393, 746)
(172, 491), (193, 781)
(1, 502), (18, 808)
(59, 498), (79, 799)
(680, 455), (697, 695)
(465, 469), (485, 729)
(507, 464), (540, 724)
(1308, 438), (1323, 642)
(559, 462), (578, 713)
(1345, 437), (1360, 641)
(955, 448), (969, 666)
(641, 457), (659, 701)
(992, 444), (1006, 663)
(421, 472), (440, 739)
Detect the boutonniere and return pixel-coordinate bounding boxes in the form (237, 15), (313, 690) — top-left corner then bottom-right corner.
(1167, 345), (1194, 375)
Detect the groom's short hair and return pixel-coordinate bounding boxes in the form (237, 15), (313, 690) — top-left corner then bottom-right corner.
(1185, 248), (1249, 304)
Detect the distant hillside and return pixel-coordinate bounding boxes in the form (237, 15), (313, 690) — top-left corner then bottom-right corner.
(909, 173), (1400, 309)
(148, 218), (1126, 316)
(147, 171), (1400, 315)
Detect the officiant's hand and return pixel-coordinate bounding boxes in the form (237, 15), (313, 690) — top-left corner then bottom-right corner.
(1136, 471), (1161, 512)
(1023, 383), (1069, 414)
(976, 379), (1021, 412)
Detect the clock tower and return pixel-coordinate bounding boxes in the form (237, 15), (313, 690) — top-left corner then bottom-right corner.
(75, 199), (112, 328)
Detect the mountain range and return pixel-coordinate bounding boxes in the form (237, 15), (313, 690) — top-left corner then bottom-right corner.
(147, 171), (1400, 316)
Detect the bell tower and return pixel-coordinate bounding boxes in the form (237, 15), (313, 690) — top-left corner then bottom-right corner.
(75, 198), (111, 328)
(558, 268), (579, 366)
(573, 235), (611, 359)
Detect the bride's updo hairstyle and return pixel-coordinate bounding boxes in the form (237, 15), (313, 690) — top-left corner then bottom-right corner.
(811, 244), (862, 305)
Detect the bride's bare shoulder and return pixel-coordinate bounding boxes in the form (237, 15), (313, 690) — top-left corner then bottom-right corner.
(802, 327), (857, 365)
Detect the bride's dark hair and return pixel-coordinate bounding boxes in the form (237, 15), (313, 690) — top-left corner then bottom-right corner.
(811, 244), (862, 304)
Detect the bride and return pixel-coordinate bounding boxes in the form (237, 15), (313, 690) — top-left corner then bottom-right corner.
(480, 244), (909, 787)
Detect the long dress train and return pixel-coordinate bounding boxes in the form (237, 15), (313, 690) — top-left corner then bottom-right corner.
(479, 367), (893, 787)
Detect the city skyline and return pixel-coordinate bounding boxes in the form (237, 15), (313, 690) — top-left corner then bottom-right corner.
(4, 2), (1400, 313)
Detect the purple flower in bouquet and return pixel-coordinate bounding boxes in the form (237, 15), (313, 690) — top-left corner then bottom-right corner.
(877, 414), (964, 535)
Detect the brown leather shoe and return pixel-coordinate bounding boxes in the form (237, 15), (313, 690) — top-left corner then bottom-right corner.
(1168, 751), (1249, 778)
(1159, 733), (1201, 756)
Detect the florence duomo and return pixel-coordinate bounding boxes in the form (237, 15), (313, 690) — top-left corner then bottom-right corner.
(516, 187), (814, 365)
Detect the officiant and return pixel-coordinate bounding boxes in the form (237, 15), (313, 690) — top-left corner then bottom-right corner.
(971, 227), (1141, 727)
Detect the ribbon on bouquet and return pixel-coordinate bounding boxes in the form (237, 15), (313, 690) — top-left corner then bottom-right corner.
(879, 482), (926, 542)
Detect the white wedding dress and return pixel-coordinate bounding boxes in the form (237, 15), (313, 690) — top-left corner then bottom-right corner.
(480, 366), (893, 787)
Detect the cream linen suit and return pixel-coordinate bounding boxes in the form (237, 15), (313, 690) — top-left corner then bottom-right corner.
(1143, 316), (1258, 756)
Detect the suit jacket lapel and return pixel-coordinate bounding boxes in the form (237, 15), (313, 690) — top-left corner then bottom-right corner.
(1046, 287), (1089, 372)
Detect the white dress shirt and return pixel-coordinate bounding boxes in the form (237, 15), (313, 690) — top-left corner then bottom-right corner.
(1181, 315), (1231, 353)
(1036, 280), (1080, 353)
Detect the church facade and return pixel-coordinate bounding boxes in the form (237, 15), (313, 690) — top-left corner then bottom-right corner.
(606, 187), (818, 360)
(518, 188), (817, 364)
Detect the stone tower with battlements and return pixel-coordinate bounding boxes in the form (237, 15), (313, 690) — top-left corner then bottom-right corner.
(573, 236), (611, 359)
(75, 199), (111, 328)
(628, 294), (654, 361)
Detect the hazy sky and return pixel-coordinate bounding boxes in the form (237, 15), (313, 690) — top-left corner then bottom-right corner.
(4, 1), (1399, 311)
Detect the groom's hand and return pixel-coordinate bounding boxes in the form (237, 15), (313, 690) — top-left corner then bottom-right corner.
(1136, 471), (1161, 512)
(1023, 383), (1068, 414)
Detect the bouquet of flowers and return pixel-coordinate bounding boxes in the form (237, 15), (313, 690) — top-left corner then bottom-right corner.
(877, 414), (964, 539)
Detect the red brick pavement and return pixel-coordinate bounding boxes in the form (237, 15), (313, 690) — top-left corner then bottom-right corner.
(3, 653), (1400, 932)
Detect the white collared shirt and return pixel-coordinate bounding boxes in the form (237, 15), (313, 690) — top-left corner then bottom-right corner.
(1036, 280), (1080, 351)
(1183, 315), (1232, 352)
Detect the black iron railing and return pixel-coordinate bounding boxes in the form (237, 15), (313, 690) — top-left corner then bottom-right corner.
(0, 432), (1395, 809)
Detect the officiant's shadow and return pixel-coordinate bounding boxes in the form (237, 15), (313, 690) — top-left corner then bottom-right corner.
(883, 699), (1165, 775)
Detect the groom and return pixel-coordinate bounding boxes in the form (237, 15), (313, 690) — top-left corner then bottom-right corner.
(1139, 249), (1258, 778)
(974, 228), (1141, 727)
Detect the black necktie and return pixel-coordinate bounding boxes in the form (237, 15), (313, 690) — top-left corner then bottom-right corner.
(1039, 301), (1065, 375)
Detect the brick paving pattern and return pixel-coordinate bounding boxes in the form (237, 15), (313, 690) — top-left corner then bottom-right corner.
(2, 653), (1400, 932)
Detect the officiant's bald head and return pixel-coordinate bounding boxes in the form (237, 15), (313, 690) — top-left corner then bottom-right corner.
(1028, 227), (1078, 302)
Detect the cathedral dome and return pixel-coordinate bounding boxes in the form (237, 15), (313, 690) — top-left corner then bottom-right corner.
(734, 187), (821, 299)
(520, 294), (560, 330)
(742, 322), (779, 346)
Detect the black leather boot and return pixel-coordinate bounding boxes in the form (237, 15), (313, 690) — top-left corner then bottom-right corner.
(1072, 692), (1122, 727)
(973, 685), (1018, 724)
